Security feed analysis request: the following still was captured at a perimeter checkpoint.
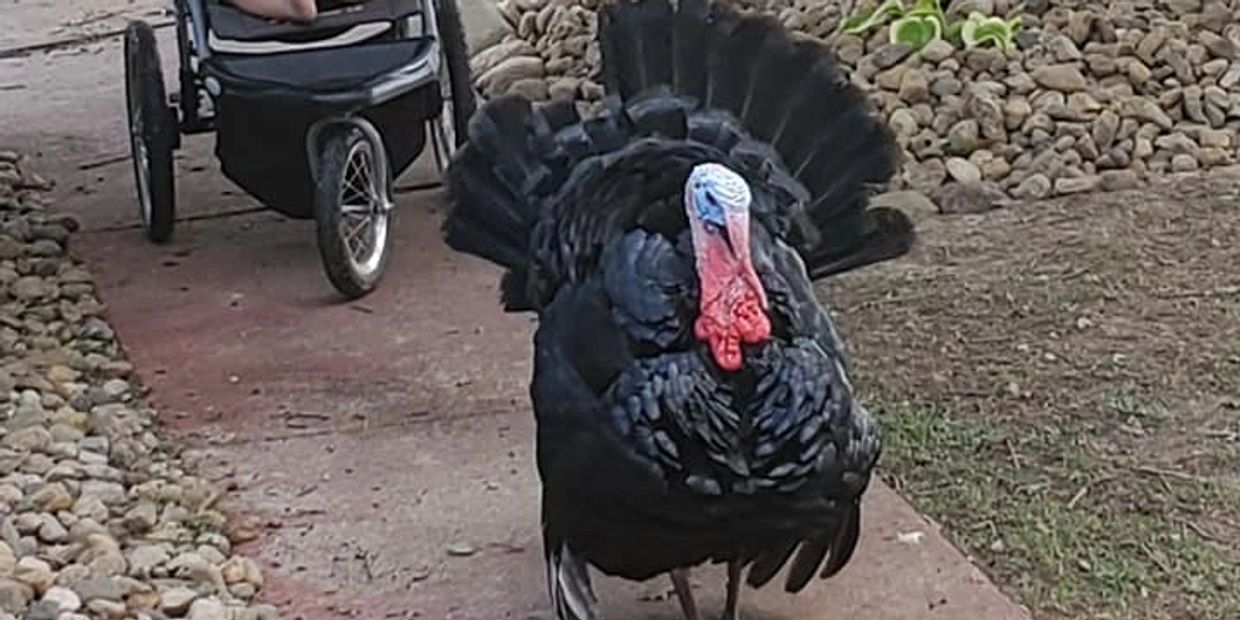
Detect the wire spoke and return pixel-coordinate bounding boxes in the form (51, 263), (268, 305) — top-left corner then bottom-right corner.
(341, 222), (361, 258)
(344, 162), (367, 202)
(360, 151), (374, 185)
(341, 213), (372, 260)
(344, 214), (368, 242)
(360, 152), (381, 204)
(346, 218), (371, 246)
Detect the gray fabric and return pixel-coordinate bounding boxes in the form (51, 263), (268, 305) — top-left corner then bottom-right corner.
(206, 0), (420, 42)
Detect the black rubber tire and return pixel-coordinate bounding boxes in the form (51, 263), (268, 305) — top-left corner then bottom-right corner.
(313, 127), (392, 300)
(124, 20), (177, 244)
(434, 0), (477, 147)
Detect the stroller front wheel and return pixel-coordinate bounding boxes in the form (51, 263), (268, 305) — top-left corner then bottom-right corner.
(313, 126), (393, 299)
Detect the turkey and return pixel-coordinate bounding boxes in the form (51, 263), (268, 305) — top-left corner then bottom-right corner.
(442, 0), (914, 618)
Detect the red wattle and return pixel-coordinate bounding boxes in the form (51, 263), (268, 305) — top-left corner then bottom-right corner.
(695, 285), (770, 372)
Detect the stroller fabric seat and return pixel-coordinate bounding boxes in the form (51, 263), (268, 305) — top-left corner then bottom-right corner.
(203, 36), (436, 108)
(208, 38), (429, 91)
(208, 0), (422, 42)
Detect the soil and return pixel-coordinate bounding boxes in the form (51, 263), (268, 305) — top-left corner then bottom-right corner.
(823, 172), (1240, 620)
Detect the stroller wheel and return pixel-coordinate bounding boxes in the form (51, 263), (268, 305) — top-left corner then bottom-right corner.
(123, 20), (177, 243)
(428, 0), (477, 174)
(313, 126), (393, 299)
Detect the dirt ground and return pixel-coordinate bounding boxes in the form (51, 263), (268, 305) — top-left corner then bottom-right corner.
(1, 2), (1038, 618)
(823, 173), (1240, 620)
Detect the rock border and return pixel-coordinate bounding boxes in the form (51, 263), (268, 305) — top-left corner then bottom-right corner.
(0, 150), (277, 620)
(467, 0), (1240, 212)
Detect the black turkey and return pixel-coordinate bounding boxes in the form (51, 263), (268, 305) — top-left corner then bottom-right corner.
(442, 0), (915, 617)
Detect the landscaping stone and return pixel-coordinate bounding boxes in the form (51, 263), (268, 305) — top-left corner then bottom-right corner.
(0, 158), (279, 619)
(464, 0), (1240, 202)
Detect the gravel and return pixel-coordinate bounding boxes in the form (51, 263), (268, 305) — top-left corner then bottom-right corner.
(466, 0), (1240, 211)
(0, 151), (279, 619)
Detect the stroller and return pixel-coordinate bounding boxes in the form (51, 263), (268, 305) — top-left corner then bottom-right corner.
(123, 0), (475, 298)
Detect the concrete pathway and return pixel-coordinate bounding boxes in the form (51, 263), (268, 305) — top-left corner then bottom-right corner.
(0, 2), (1033, 619)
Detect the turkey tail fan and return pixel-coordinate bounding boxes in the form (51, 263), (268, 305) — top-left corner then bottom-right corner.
(701, 11), (772, 116)
(443, 96), (583, 311)
(804, 206), (915, 280)
(443, 96), (542, 268)
(599, 0), (911, 280)
(599, 0), (672, 97)
(669, 0), (712, 100)
(448, 0), (911, 310)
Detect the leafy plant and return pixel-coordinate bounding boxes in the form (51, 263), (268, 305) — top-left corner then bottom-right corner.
(838, 0), (1023, 53)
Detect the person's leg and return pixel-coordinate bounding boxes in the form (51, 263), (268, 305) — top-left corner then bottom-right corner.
(230, 0), (317, 22)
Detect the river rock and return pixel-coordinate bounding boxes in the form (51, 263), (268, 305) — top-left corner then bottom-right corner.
(1032, 64), (1089, 92)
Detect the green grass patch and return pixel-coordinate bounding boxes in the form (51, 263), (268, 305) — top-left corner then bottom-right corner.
(876, 405), (1240, 620)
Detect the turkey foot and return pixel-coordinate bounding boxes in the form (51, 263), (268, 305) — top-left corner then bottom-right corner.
(670, 568), (701, 620)
(721, 560), (743, 620)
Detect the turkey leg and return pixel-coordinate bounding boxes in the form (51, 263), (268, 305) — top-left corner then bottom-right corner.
(670, 568), (701, 620)
(721, 560), (743, 620)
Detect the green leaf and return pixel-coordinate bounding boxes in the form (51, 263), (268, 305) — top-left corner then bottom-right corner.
(944, 19), (965, 45)
(907, 0), (943, 18)
(840, 0), (906, 35)
(906, 0), (947, 38)
(875, 0), (907, 19)
(890, 14), (943, 50)
(960, 21), (980, 48)
(840, 11), (875, 34)
(960, 11), (1017, 50)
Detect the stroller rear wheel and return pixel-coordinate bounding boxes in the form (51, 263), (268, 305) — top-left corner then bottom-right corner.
(428, 0), (476, 174)
(124, 20), (177, 243)
(313, 125), (393, 299)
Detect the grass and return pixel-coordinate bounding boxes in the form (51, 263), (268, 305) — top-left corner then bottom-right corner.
(876, 405), (1239, 620)
(823, 174), (1240, 619)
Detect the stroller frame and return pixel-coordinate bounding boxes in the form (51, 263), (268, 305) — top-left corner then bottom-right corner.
(123, 0), (476, 298)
